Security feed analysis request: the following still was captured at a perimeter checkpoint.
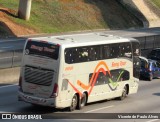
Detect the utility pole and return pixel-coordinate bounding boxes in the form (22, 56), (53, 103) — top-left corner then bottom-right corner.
(18, 0), (32, 21)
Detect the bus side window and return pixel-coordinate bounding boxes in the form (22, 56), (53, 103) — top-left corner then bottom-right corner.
(121, 70), (130, 81)
(78, 47), (89, 62)
(88, 46), (101, 61)
(65, 48), (79, 64)
(89, 72), (109, 86)
(88, 47), (96, 61)
(120, 43), (132, 58)
(103, 45), (110, 59)
(110, 69), (130, 82)
(65, 49), (72, 64)
(109, 44), (120, 58)
(72, 48), (79, 63)
(77, 46), (101, 62)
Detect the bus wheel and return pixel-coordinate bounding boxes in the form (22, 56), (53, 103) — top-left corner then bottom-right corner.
(149, 74), (153, 81)
(119, 86), (127, 100)
(31, 103), (41, 107)
(69, 94), (78, 111)
(78, 93), (87, 110)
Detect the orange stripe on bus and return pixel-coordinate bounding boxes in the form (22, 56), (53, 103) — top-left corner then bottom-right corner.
(67, 61), (112, 97)
(88, 68), (106, 95)
(77, 61), (111, 91)
(67, 79), (83, 98)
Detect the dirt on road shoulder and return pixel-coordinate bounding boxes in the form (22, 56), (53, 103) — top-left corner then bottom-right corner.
(0, 7), (37, 37)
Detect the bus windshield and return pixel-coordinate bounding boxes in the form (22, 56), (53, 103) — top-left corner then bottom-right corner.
(25, 40), (59, 60)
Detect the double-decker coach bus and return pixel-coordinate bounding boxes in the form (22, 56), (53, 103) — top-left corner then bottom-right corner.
(18, 33), (140, 111)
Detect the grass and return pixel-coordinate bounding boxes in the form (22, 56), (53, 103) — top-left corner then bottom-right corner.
(0, 0), (143, 34)
(0, 0), (18, 9)
(150, 0), (160, 8)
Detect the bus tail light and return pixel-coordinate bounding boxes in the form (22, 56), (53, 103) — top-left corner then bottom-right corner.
(50, 83), (58, 98)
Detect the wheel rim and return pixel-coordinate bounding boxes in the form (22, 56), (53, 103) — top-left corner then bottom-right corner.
(71, 95), (77, 110)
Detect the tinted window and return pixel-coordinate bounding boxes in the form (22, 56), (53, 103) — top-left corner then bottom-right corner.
(156, 62), (160, 67)
(65, 46), (101, 64)
(65, 42), (132, 64)
(65, 48), (79, 63)
(109, 44), (120, 58)
(119, 43), (132, 58)
(102, 45), (110, 59)
(150, 50), (160, 58)
(89, 69), (130, 86)
(25, 41), (59, 60)
(88, 46), (101, 61)
(132, 41), (140, 56)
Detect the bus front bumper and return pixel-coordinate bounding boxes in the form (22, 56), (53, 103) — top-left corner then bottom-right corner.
(18, 91), (55, 107)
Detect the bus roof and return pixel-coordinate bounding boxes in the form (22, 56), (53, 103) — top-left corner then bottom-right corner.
(29, 32), (136, 47)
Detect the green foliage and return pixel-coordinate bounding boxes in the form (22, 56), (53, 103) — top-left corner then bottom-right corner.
(150, 0), (160, 8)
(0, 0), (19, 9)
(0, 0), (142, 34)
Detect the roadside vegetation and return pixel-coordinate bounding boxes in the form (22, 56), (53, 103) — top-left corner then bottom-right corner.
(150, 0), (160, 8)
(0, 0), (143, 36)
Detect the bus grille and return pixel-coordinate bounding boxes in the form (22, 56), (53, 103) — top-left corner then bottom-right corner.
(24, 66), (54, 86)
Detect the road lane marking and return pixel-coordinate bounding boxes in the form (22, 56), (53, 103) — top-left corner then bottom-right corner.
(0, 84), (18, 89)
(0, 56), (19, 60)
(84, 105), (114, 113)
(146, 119), (159, 122)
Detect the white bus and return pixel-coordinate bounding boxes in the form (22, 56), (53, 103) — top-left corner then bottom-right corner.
(18, 32), (140, 111)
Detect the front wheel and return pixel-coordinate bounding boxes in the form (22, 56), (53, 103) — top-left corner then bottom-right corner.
(69, 94), (78, 111)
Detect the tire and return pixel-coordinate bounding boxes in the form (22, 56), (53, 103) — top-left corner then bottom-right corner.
(31, 103), (43, 108)
(149, 74), (153, 81)
(69, 94), (78, 111)
(118, 86), (127, 100)
(77, 93), (87, 110)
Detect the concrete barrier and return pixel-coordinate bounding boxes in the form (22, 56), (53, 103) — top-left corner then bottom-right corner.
(0, 67), (20, 84)
(118, 0), (149, 28)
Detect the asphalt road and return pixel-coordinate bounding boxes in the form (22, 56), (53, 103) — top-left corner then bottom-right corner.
(1, 27), (160, 122)
(0, 78), (160, 122)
